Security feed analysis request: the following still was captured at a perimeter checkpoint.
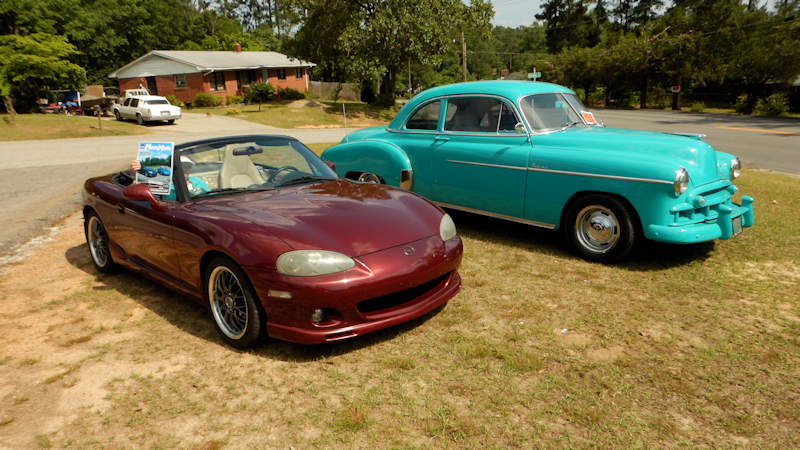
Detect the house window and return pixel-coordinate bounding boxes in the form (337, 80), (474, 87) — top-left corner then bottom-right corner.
(277, 69), (286, 80)
(174, 74), (187, 89)
(295, 68), (303, 79)
(210, 72), (225, 91)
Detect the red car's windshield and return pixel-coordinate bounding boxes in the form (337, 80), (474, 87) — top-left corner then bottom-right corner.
(179, 138), (337, 198)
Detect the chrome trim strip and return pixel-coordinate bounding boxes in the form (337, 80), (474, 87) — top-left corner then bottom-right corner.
(447, 159), (671, 184)
(435, 202), (556, 229)
(527, 167), (673, 184)
(447, 159), (527, 171)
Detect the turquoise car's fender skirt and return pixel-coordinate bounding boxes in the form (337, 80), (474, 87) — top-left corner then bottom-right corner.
(646, 195), (754, 243)
(321, 140), (412, 187)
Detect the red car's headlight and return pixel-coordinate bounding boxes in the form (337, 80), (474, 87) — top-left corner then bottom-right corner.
(276, 250), (355, 277)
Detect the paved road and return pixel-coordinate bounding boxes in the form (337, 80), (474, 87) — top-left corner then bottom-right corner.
(0, 113), (350, 254)
(594, 108), (800, 173)
(1, 109), (798, 255)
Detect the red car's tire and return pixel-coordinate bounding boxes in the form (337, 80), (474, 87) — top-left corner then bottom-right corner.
(84, 211), (117, 273)
(205, 256), (266, 348)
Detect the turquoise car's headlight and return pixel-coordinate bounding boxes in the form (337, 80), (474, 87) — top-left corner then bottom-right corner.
(276, 250), (355, 276)
(730, 157), (741, 180)
(440, 213), (457, 241)
(674, 168), (689, 195)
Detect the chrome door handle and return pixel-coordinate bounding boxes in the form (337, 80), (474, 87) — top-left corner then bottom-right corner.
(434, 136), (450, 142)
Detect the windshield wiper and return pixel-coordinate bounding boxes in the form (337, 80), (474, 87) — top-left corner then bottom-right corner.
(276, 175), (335, 188)
(561, 120), (581, 131)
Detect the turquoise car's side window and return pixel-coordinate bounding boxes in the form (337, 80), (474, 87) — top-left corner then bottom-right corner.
(404, 101), (441, 130)
(443, 97), (521, 133)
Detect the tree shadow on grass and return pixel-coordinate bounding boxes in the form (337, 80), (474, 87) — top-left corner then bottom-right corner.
(65, 243), (447, 362)
(445, 208), (715, 270)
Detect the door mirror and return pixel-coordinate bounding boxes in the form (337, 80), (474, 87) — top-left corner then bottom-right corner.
(514, 122), (526, 133)
(123, 183), (166, 212)
(324, 160), (336, 172)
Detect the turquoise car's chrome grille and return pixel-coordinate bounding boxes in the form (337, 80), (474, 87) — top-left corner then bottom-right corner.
(673, 182), (735, 226)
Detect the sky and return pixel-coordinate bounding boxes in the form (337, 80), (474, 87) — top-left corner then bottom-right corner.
(490, 0), (543, 28)
(489, 0), (781, 28)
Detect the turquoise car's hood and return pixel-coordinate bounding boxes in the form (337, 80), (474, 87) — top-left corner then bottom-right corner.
(533, 126), (727, 186)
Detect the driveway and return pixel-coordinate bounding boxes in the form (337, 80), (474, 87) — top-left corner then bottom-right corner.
(0, 113), (351, 255)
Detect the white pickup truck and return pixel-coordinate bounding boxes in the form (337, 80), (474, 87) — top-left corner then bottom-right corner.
(113, 94), (181, 125)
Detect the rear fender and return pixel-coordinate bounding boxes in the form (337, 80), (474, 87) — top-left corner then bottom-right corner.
(321, 140), (412, 187)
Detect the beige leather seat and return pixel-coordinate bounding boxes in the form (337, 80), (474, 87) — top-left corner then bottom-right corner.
(219, 147), (264, 188)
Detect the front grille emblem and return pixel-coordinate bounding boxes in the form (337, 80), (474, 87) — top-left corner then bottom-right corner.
(402, 246), (416, 256)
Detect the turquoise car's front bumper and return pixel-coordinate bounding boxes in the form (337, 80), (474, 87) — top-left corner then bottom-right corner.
(647, 195), (754, 244)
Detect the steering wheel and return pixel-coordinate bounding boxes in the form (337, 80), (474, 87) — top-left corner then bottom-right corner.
(267, 165), (299, 183)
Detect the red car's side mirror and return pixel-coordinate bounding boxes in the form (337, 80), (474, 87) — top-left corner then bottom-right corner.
(123, 183), (166, 212)
(324, 160), (336, 172)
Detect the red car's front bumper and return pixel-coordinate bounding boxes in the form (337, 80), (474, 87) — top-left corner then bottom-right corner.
(246, 235), (463, 344)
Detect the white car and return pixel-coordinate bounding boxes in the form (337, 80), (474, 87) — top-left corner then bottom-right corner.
(113, 95), (181, 125)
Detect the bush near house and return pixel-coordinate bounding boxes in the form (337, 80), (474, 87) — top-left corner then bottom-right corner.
(277, 87), (304, 100)
(245, 82), (275, 104)
(193, 92), (221, 107)
(166, 95), (185, 107)
(226, 95), (244, 105)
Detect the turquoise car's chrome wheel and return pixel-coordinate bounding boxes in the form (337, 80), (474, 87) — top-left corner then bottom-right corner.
(205, 256), (265, 348)
(575, 205), (620, 254)
(358, 172), (382, 184)
(566, 194), (637, 263)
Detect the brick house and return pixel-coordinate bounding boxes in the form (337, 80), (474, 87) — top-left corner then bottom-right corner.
(109, 46), (315, 104)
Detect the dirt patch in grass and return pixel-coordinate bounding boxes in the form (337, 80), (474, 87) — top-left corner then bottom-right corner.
(0, 170), (798, 447)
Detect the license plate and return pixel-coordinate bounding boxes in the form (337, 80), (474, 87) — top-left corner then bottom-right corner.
(160, 111), (170, 116)
(732, 216), (743, 238)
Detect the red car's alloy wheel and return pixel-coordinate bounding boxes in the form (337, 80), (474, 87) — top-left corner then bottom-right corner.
(206, 257), (265, 348)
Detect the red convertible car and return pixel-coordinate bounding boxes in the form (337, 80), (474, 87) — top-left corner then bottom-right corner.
(83, 135), (462, 348)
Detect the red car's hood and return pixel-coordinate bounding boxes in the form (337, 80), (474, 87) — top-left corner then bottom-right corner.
(189, 180), (444, 257)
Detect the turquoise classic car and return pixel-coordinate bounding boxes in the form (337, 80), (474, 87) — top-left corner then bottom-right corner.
(321, 81), (754, 262)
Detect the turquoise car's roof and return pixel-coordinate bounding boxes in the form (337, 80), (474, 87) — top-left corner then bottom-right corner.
(414, 80), (573, 100)
(390, 80), (575, 129)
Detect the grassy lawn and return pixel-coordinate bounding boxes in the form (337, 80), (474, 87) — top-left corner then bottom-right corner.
(0, 169), (798, 447)
(195, 100), (396, 129)
(0, 114), (148, 141)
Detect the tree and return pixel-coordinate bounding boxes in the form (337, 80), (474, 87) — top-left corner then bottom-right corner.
(291, 0), (493, 105)
(536, 0), (599, 53)
(0, 33), (86, 112)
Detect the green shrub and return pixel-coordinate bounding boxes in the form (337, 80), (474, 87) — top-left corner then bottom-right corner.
(225, 108), (241, 115)
(166, 95), (185, 107)
(754, 92), (789, 117)
(226, 95), (244, 105)
(734, 94), (754, 114)
(245, 82), (274, 104)
(276, 87), (304, 100)
(689, 102), (705, 113)
(193, 92), (221, 107)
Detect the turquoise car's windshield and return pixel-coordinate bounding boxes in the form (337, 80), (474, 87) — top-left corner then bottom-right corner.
(519, 93), (589, 132)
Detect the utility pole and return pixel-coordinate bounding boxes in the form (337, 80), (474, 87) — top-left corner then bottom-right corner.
(408, 58), (412, 93)
(461, 30), (467, 82)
